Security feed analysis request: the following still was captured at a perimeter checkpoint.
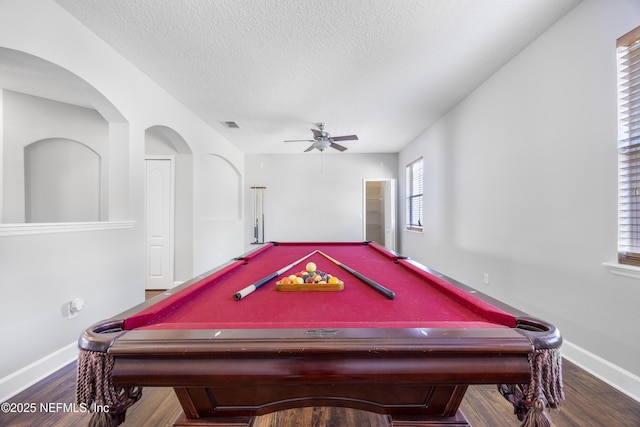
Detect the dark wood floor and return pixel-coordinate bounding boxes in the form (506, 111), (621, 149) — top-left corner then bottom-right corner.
(1, 357), (639, 427)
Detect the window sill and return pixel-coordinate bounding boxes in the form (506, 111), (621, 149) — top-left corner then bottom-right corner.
(405, 227), (424, 234)
(0, 220), (136, 237)
(602, 262), (640, 280)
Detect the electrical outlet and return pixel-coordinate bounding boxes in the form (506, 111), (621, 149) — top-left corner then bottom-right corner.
(66, 298), (84, 319)
(483, 273), (489, 285)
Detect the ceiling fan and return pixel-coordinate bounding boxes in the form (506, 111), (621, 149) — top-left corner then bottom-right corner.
(284, 123), (358, 152)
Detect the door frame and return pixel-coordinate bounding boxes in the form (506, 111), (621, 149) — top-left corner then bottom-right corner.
(362, 178), (397, 252)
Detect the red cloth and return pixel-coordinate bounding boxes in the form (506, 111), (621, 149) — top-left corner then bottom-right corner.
(125, 242), (516, 330)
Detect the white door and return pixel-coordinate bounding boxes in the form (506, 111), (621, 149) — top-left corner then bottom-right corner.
(145, 158), (175, 289)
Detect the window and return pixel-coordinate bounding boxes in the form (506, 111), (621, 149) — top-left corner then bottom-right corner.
(617, 25), (640, 265)
(406, 157), (423, 231)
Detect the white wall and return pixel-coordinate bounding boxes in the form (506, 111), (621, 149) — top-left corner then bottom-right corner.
(399, 0), (640, 400)
(245, 153), (397, 246)
(0, 0), (244, 401)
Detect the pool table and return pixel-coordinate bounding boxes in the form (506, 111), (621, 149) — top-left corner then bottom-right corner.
(77, 241), (562, 426)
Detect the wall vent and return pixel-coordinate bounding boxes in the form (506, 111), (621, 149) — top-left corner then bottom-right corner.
(222, 121), (240, 129)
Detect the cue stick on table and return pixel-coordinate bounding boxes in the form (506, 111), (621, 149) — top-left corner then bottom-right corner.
(233, 250), (318, 300)
(317, 250), (395, 300)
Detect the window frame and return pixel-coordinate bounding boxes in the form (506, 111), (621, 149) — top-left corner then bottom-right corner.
(405, 157), (423, 232)
(617, 25), (640, 266)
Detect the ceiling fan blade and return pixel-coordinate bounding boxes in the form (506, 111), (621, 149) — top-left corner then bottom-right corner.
(284, 139), (314, 143)
(330, 142), (348, 152)
(331, 134), (358, 142)
(304, 144), (316, 152)
(311, 128), (323, 138)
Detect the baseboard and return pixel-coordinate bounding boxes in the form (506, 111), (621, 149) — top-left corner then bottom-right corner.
(0, 342), (78, 403)
(562, 340), (640, 402)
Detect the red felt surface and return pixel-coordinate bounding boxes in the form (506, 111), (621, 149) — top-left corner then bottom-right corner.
(125, 242), (516, 330)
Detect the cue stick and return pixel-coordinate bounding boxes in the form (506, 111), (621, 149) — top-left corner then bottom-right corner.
(254, 188), (258, 243)
(233, 250), (318, 301)
(317, 250), (395, 300)
(261, 187), (265, 243)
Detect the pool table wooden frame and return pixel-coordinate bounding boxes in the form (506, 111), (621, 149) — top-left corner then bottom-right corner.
(78, 242), (561, 426)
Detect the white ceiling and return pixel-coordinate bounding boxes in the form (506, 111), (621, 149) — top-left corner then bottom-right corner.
(50, 0), (581, 154)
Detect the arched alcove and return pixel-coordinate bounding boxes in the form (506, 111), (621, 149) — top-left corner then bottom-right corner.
(145, 125), (194, 286)
(0, 47), (129, 227)
(25, 138), (101, 222)
(145, 125), (192, 155)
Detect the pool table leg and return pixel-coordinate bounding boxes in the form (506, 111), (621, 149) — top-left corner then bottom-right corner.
(388, 409), (471, 426)
(173, 412), (254, 426)
(173, 387), (254, 426)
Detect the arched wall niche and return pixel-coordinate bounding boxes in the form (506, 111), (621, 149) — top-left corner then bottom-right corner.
(25, 138), (101, 223)
(0, 47), (130, 229)
(199, 154), (242, 221)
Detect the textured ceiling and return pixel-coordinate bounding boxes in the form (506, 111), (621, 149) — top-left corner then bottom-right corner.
(51, 0), (581, 154)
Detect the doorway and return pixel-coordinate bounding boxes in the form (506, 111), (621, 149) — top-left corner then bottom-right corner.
(363, 179), (396, 251)
(145, 156), (175, 290)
